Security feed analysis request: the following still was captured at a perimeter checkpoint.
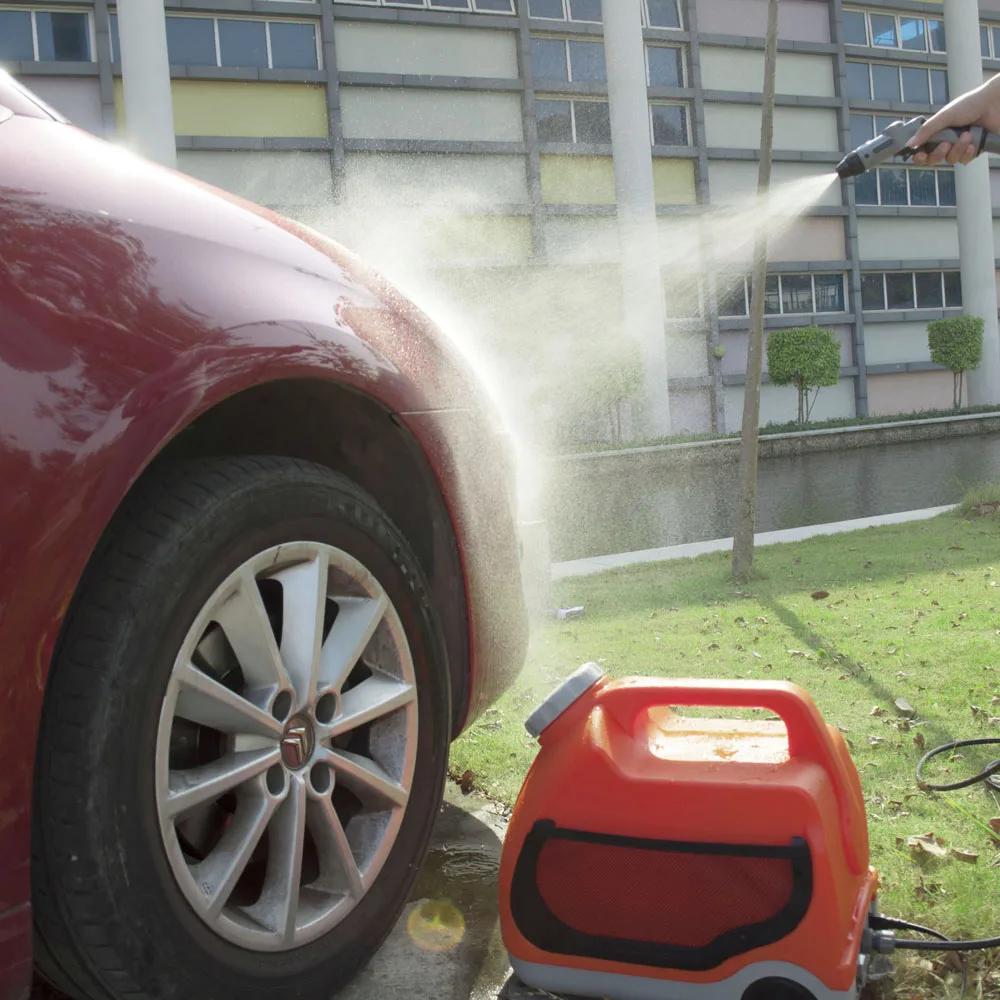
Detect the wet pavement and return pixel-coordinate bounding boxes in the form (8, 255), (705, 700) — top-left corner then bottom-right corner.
(32, 782), (527, 1000)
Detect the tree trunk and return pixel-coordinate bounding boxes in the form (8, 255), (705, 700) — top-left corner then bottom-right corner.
(732, 0), (779, 584)
(957, 371), (964, 410)
(797, 381), (805, 424)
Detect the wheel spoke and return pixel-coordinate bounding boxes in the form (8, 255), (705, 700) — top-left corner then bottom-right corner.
(165, 747), (280, 819)
(324, 748), (408, 810)
(321, 673), (416, 740)
(174, 661), (284, 739)
(192, 792), (279, 919)
(274, 554), (329, 707)
(308, 795), (365, 899)
(214, 570), (290, 692)
(248, 775), (308, 944)
(318, 594), (387, 692)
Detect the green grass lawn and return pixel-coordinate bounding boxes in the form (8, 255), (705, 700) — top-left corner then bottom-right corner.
(451, 508), (1000, 998)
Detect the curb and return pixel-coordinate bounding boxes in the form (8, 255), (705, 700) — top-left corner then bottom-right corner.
(551, 505), (956, 580)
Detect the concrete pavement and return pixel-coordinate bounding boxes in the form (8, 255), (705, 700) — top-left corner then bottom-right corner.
(551, 504), (956, 579)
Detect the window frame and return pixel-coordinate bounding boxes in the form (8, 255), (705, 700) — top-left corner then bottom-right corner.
(524, 0), (684, 28)
(0, 7), (95, 62)
(860, 270), (963, 312)
(719, 273), (848, 318)
(845, 59), (948, 106)
(854, 163), (957, 208)
(536, 95), (612, 144)
(527, 0), (601, 23)
(340, 0), (516, 11)
(979, 21), (1000, 58)
(645, 43), (685, 88)
(648, 100), (690, 146)
(643, 0), (682, 30)
(842, 8), (944, 53)
(110, 12), (322, 70)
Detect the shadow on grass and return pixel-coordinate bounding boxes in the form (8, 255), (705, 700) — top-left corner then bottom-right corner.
(759, 593), (966, 754)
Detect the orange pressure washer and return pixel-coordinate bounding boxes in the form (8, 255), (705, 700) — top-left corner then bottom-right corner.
(499, 665), (1000, 1000)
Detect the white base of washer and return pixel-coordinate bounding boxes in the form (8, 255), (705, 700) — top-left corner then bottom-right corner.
(510, 958), (857, 1000)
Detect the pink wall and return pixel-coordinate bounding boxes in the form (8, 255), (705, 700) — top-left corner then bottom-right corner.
(771, 218), (846, 263)
(867, 371), (953, 416)
(696, 0), (831, 43)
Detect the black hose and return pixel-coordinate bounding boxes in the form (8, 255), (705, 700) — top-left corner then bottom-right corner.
(915, 737), (1000, 792)
(873, 916), (969, 997)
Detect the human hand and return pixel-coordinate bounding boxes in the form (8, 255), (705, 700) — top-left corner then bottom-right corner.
(911, 75), (1000, 166)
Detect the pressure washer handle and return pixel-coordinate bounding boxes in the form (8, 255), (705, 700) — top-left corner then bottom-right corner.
(913, 125), (1000, 159)
(597, 678), (867, 874)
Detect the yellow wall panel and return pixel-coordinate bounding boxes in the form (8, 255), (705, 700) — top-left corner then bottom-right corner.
(427, 215), (532, 262)
(114, 80), (329, 138)
(540, 155), (616, 204)
(653, 159), (697, 205)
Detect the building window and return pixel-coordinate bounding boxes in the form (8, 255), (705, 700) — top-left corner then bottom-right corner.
(527, 0), (681, 28)
(854, 165), (956, 207)
(647, 45), (684, 87)
(861, 270), (962, 311)
(0, 8), (92, 62)
(849, 112), (902, 150)
(843, 9), (945, 53)
(528, 0), (601, 22)
(980, 22), (1000, 58)
(645, 0), (681, 28)
(650, 102), (688, 145)
(536, 97), (611, 143)
(109, 14), (320, 70)
(530, 37), (606, 82)
(333, 0), (515, 11)
(846, 60), (948, 105)
(720, 273), (847, 317)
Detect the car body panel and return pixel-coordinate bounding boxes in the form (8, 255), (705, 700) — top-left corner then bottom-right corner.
(0, 76), (527, 991)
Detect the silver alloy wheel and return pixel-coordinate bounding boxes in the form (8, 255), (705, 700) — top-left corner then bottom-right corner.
(154, 541), (418, 952)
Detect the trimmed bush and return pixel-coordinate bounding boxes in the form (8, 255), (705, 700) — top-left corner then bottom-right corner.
(766, 326), (841, 424)
(928, 316), (984, 409)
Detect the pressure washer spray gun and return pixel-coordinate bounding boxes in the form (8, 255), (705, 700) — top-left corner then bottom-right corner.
(836, 114), (1000, 178)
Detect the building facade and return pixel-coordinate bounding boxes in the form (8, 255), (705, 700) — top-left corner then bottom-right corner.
(4, 0), (1000, 439)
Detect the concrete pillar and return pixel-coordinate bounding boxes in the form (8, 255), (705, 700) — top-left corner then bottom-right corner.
(604, 0), (671, 437)
(116, 0), (176, 168)
(944, 0), (1000, 404)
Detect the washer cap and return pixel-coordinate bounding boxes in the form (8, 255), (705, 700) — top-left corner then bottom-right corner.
(525, 662), (605, 739)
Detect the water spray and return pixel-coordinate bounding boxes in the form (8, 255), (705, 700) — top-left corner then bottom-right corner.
(836, 115), (1000, 178)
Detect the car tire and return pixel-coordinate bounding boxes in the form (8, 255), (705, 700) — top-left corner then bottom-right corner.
(31, 455), (451, 1000)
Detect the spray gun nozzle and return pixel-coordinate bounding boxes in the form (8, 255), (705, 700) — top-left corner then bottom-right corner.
(835, 152), (865, 180)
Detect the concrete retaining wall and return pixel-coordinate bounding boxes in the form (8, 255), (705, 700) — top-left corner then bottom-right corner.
(554, 410), (1000, 472)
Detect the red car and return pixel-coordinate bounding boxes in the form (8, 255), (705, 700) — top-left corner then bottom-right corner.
(0, 72), (527, 1000)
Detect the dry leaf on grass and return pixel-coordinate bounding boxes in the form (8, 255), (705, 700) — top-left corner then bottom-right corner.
(908, 833), (949, 859)
(950, 847), (979, 864)
(811, 590), (830, 600)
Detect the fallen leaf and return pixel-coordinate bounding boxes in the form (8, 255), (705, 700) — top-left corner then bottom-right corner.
(932, 600), (940, 606)
(908, 833), (949, 859)
(895, 697), (917, 718)
(459, 770), (476, 794)
(951, 847), (979, 864)
(988, 818), (1000, 836)
(870, 706), (887, 717)
(707, 642), (720, 650)
(869, 736), (886, 746)
(950, 546), (965, 551)
(914, 732), (926, 752)
(811, 590), (829, 600)
(787, 650), (812, 659)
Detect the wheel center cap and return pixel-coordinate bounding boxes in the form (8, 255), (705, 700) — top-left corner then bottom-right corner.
(280, 714), (315, 770)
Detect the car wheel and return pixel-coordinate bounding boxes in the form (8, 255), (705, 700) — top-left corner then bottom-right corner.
(32, 456), (450, 1000)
